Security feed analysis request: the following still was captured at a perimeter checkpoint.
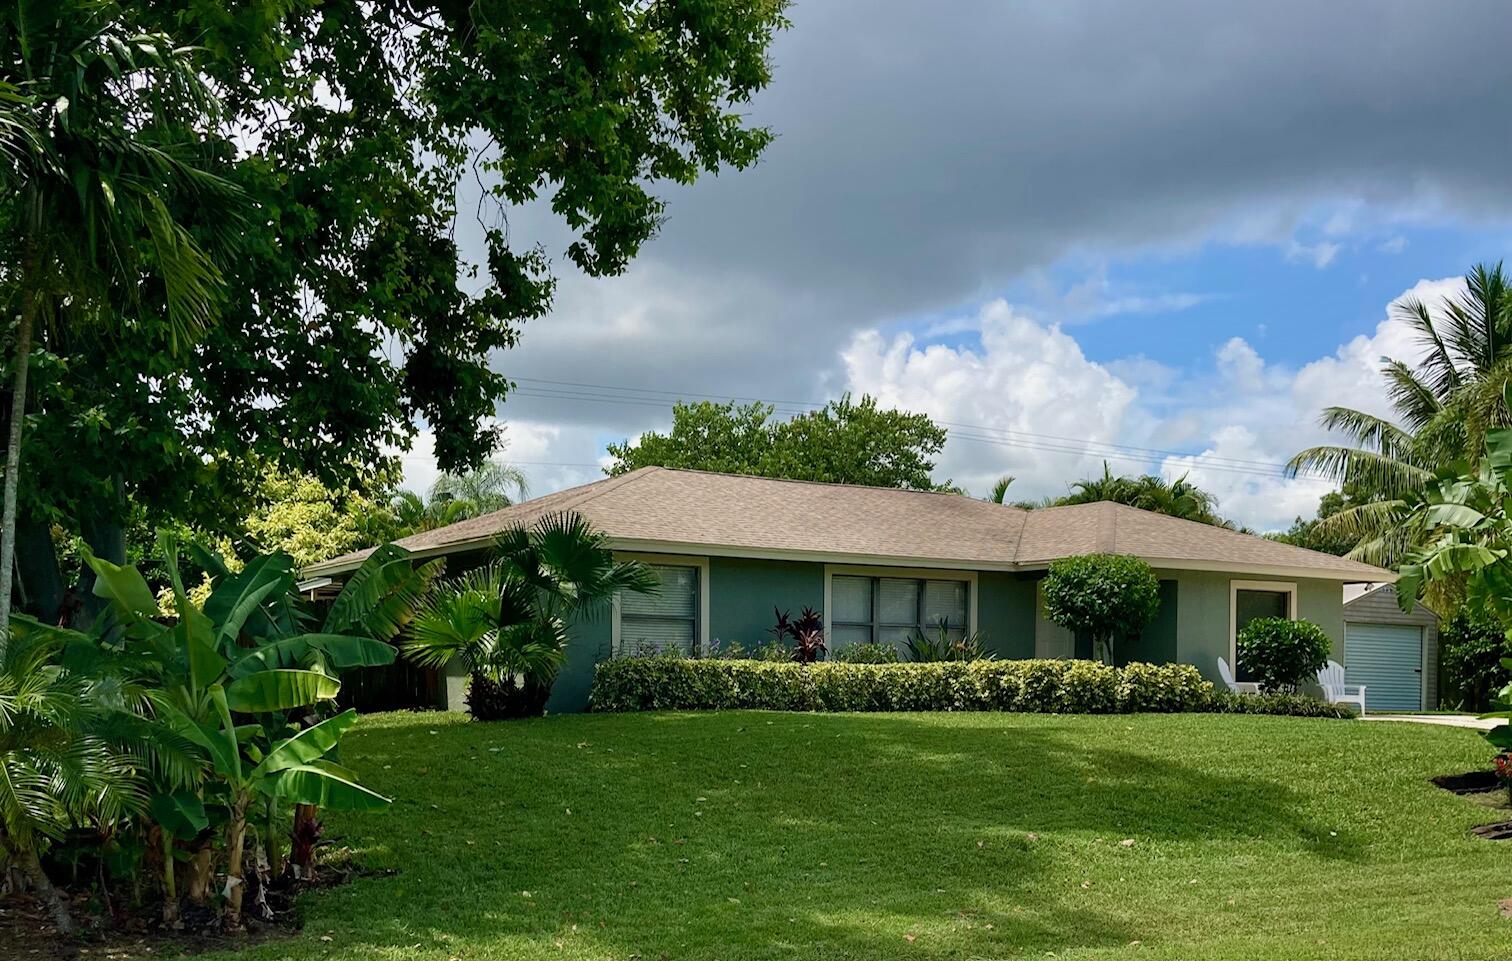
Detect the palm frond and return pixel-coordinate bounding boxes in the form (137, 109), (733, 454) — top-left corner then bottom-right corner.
(1285, 445), (1430, 497)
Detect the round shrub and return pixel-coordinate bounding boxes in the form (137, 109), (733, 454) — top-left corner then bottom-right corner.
(1235, 617), (1330, 693)
(1041, 553), (1161, 664)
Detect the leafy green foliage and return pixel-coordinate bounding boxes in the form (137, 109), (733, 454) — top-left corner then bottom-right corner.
(1040, 553), (1162, 665)
(588, 656), (1353, 717)
(830, 642), (901, 664)
(1439, 607), (1510, 711)
(1034, 463), (1235, 527)
(903, 621), (992, 662)
(1234, 617), (1331, 693)
(1266, 487), (1379, 556)
(402, 512), (658, 719)
(15, 0), (788, 627)
(1288, 263), (1512, 567)
(606, 394), (955, 491)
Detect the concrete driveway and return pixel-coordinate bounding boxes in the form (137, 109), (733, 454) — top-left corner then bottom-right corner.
(1364, 713), (1499, 731)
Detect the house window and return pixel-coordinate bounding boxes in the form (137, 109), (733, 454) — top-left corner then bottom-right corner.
(1231, 580), (1297, 682)
(831, 574), (970, 651)
(619, 564), (700, 656)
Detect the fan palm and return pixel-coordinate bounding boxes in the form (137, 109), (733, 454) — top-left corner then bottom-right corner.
(402, 512), (658, 719)
(1288, 263), (1512, 566)
(0, 4), (238, 647)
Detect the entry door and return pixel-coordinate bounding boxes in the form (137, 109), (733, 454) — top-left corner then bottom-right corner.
(1345, 623), (1423, 712)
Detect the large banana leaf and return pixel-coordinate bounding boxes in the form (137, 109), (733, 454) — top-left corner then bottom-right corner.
(271, 761), (390, 811)
(251, 709), (359, 778)
(82, 547), (161, 618)
(148, 789), (209, 840)
(203, 552), (295, 647)
(325, 546), (444, 642)
(223, 669), (339, 713)
(226, 634), (395, 679)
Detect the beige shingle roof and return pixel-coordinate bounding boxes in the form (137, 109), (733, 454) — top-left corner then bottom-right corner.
(305, 467), (1388, 581)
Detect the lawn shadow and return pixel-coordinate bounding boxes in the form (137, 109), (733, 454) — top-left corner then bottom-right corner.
(282, 711), (1366, 960)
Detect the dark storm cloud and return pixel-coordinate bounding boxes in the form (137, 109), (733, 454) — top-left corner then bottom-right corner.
(475, 0), (1512, 432)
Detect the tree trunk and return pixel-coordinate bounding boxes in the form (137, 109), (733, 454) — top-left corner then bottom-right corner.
(158, 825), (180, 925)
(15, 512), (63, 623)
(185, 835), (214, 905)
(288, 804), (322, 880)
(79, 493), (127, 624)
(0, 257), (38, 654)
(263, 797), (283, 881)
(16, 842), (73, 935)
(223, 793), (249, 930)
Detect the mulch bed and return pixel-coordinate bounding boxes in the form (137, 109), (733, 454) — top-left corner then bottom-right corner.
(1432, 769), (1502, 795)
(0, 865), (387, 960)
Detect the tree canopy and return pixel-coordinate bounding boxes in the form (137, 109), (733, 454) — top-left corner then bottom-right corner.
(8, 0), (789, 622)
(605, 395), (955, 491)
(1027, 463), (1236, 528)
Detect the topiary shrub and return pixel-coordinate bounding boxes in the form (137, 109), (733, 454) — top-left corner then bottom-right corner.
(1041, 553), (1161, 665)
(1235, 616), (1331, 693)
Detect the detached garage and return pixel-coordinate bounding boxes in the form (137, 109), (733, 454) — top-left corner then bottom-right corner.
(1342, 583), (1439, 712)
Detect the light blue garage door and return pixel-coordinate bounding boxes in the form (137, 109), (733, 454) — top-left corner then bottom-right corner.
(1345, 623), (1423, 712)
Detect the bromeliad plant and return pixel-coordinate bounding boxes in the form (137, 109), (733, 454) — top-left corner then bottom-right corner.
(11, 535), (435, 929)
(904, 620), (992, 663)
(402, 511), (658, 720)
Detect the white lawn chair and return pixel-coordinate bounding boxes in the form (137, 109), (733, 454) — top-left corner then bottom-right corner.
(1217, 656), (1260, 694)
(1317, 660), (1366, 715)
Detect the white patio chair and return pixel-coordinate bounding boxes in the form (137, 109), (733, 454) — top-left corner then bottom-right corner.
(1317, 660), (1366, 715)
(1217, 656), (1261, 694)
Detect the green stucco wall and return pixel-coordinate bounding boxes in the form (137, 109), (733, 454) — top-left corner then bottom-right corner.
(1169, 571), (1345, 683)
(709, 556), (825, 647)
(541, 554), (1349, 713)
(979, 572), (1036, 658)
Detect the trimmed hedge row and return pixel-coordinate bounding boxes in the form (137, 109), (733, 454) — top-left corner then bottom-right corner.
(587, 656), (1355, 717)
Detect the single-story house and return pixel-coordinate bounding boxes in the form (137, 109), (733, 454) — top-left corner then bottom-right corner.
(305, 466), (1393, 712)
(1342, 582), (1440, 712)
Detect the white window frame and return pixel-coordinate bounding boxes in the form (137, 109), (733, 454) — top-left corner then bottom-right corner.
(1229, 579), (1297, 672)
(822, 565), (978, 646)
(612, 553), (711, 657)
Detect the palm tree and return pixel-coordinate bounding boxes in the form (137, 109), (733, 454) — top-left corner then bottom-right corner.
(0, 7), (236, 647)
(986, 475), (1015, 504)
(1049, 462), (1232, 527)
(1288, 263), (1512, 565)
(430, 459), (530, 514)
(402, 512), (658, 719)
(0, 635), (145, 933)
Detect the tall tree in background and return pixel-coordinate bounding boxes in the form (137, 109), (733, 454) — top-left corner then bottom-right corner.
(0, 3), (238, 641)
(1287, 262), (1512, 565)
(430, 460), (529, 515)
(1036, 462), (1235, 528)
(606, 395), (955, 491)
(13, 0), (789, 623)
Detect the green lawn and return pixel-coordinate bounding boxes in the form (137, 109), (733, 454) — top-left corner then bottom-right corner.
(203, 710), (1512, 960)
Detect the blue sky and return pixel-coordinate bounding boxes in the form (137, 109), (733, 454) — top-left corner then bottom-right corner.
(403, 1), (1512, 532)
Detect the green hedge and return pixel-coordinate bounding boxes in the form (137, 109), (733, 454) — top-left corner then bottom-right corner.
(587, 656), (1355, 717)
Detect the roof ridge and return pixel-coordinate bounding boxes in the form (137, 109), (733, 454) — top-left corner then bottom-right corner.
(650, 466), (991, 501)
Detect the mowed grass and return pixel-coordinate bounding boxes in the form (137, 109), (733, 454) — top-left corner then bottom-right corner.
(203, 710), (1512, 960)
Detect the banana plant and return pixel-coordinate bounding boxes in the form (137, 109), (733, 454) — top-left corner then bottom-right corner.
(1398, 383), (1512, 753)
(13, 533), (427, 927)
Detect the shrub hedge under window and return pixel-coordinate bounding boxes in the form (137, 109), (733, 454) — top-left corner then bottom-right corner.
(587, 656), (1354, 717)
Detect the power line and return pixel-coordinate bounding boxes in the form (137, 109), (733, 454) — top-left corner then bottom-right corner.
(504, 377), (1330, 483)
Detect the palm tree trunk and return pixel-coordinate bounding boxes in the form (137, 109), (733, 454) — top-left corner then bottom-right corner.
(0, 247), (38, 654)
(14, 841), (72, 935)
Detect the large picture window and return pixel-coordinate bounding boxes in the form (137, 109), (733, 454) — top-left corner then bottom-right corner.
(831, 574), (969, 651)
(619, 564), (700, 656)
(1230, 580), (1297, 682)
